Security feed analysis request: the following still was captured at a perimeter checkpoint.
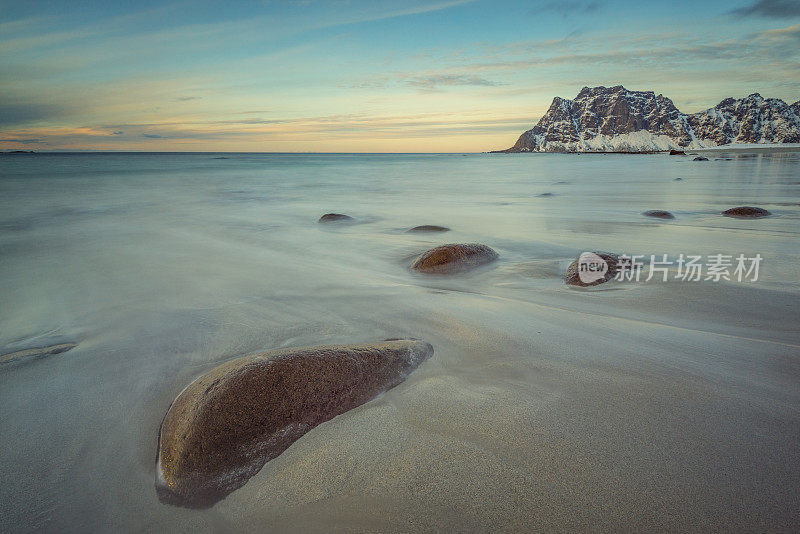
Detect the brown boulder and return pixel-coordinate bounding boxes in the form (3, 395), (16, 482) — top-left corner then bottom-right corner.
(318, 213), (354, 222)
(669, 149), (685, 155)
(642, 210), (675, 219)
(564, 251), (621, 287)
(156, 339), (433, 508)
(409, 243), (498, 274)
(406, 225), (450, 233)
(722, 206), (771, 218)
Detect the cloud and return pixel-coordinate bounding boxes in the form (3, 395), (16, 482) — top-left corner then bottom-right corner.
(0, 138), (45, 144)
(142, 133), (163, 138)
(730, 0), (800, 17)
(175, 96), (201, 101)
(111, 131), (124, 135)
(536, 0), (601, 16)
(448, 29), (800, 75)
(405, 74), (503, 90)
(336, 0), (478, 26)
(756, 23), (800, 39)
(0, 102), (69, 127)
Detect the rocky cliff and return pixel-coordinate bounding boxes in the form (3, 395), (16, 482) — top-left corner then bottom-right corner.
(503, 85), (800, 152)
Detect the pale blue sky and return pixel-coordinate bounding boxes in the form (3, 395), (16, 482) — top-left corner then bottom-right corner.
(1, 0), (799, 151)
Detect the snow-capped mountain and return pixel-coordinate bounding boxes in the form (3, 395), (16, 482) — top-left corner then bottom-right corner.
(502, 85), (800, 152)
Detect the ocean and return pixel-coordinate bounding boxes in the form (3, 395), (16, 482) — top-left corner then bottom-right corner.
(1, 152), (799, 531)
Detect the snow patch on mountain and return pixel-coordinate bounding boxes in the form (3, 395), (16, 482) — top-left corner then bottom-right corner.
(503, 86), (800, 153)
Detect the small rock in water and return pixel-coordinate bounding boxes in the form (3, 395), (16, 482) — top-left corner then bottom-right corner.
(406, 225), (450, 233)
(722, 206), (771, 218)
(537, 192), (555, 197)
(318, 213), (354, 223)
(156, 339), (433, 508)
(0, 342), (77, 366)
(693, 156), (709, 161)
(409, 243), (498, 274)
(642, 210), (675, 219)
(564, 251), (621, 287)
(669, 149), (686, 155)
(674, 177), (683, 181)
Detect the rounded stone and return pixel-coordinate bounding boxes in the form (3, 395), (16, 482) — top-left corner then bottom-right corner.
(722, 206), (771, 218)
(409, 243), (498, 274)
(406, 225), (450, 233)
(642, 210), (675, 219)
(564, 251), (620, 287)
(318, 213), (354, 222)
(156, 339), (433, 508)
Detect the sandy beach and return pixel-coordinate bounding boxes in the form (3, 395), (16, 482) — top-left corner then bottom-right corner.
(1, 151), (798, 532)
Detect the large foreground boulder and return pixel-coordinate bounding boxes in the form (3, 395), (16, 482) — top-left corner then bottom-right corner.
(156, 339), (432, 509)
(564, 251), (621, 287)
(409, 243), (498, 274)
(722, 206), (771, 218)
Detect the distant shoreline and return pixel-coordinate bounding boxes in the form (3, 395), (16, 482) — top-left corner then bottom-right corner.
(3, 144), (800, 156)
(490, 143), (800, 155)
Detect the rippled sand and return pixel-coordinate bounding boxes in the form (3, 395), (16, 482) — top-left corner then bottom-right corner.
(0, 152), (798, 531)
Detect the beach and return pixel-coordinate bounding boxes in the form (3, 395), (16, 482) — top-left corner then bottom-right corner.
(1, 151), (799, 531)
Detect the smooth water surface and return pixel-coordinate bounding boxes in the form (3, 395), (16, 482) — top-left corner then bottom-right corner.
(1, 152), (799, 532)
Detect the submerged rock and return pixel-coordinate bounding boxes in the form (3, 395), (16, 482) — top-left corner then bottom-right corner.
(674, 177), (683, 181)
(564, 251), (620, 287)
(318, 213), (354, 223)
(693, 156), (709, 161)
(0, 342), (77, 366)
(156, 339), (433, 508)
(537, 192), (555, 197)
(409, 243), (498, 274)
(406, 225), (450, 233)
(642, 210), (675, 219)
(722, 206), (771, 218)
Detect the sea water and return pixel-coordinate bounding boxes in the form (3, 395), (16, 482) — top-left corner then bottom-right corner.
(1, 152), (799, 531)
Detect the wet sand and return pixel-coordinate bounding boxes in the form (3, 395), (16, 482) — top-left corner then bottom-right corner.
(0, 152), (798, 531)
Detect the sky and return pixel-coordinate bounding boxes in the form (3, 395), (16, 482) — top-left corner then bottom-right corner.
(1, 0), (799, 152)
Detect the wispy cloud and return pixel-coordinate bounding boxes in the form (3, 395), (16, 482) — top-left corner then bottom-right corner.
(0, 101), (73, 127)
(730, 0), (800, 18)
(405, 74), (503, 90)
(0, 138), (45, 144)
(142, 133), (164, 138)
(335, 0), (478, 26)
(755, 23), (800, 39)
(535, 1), (601, 17)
